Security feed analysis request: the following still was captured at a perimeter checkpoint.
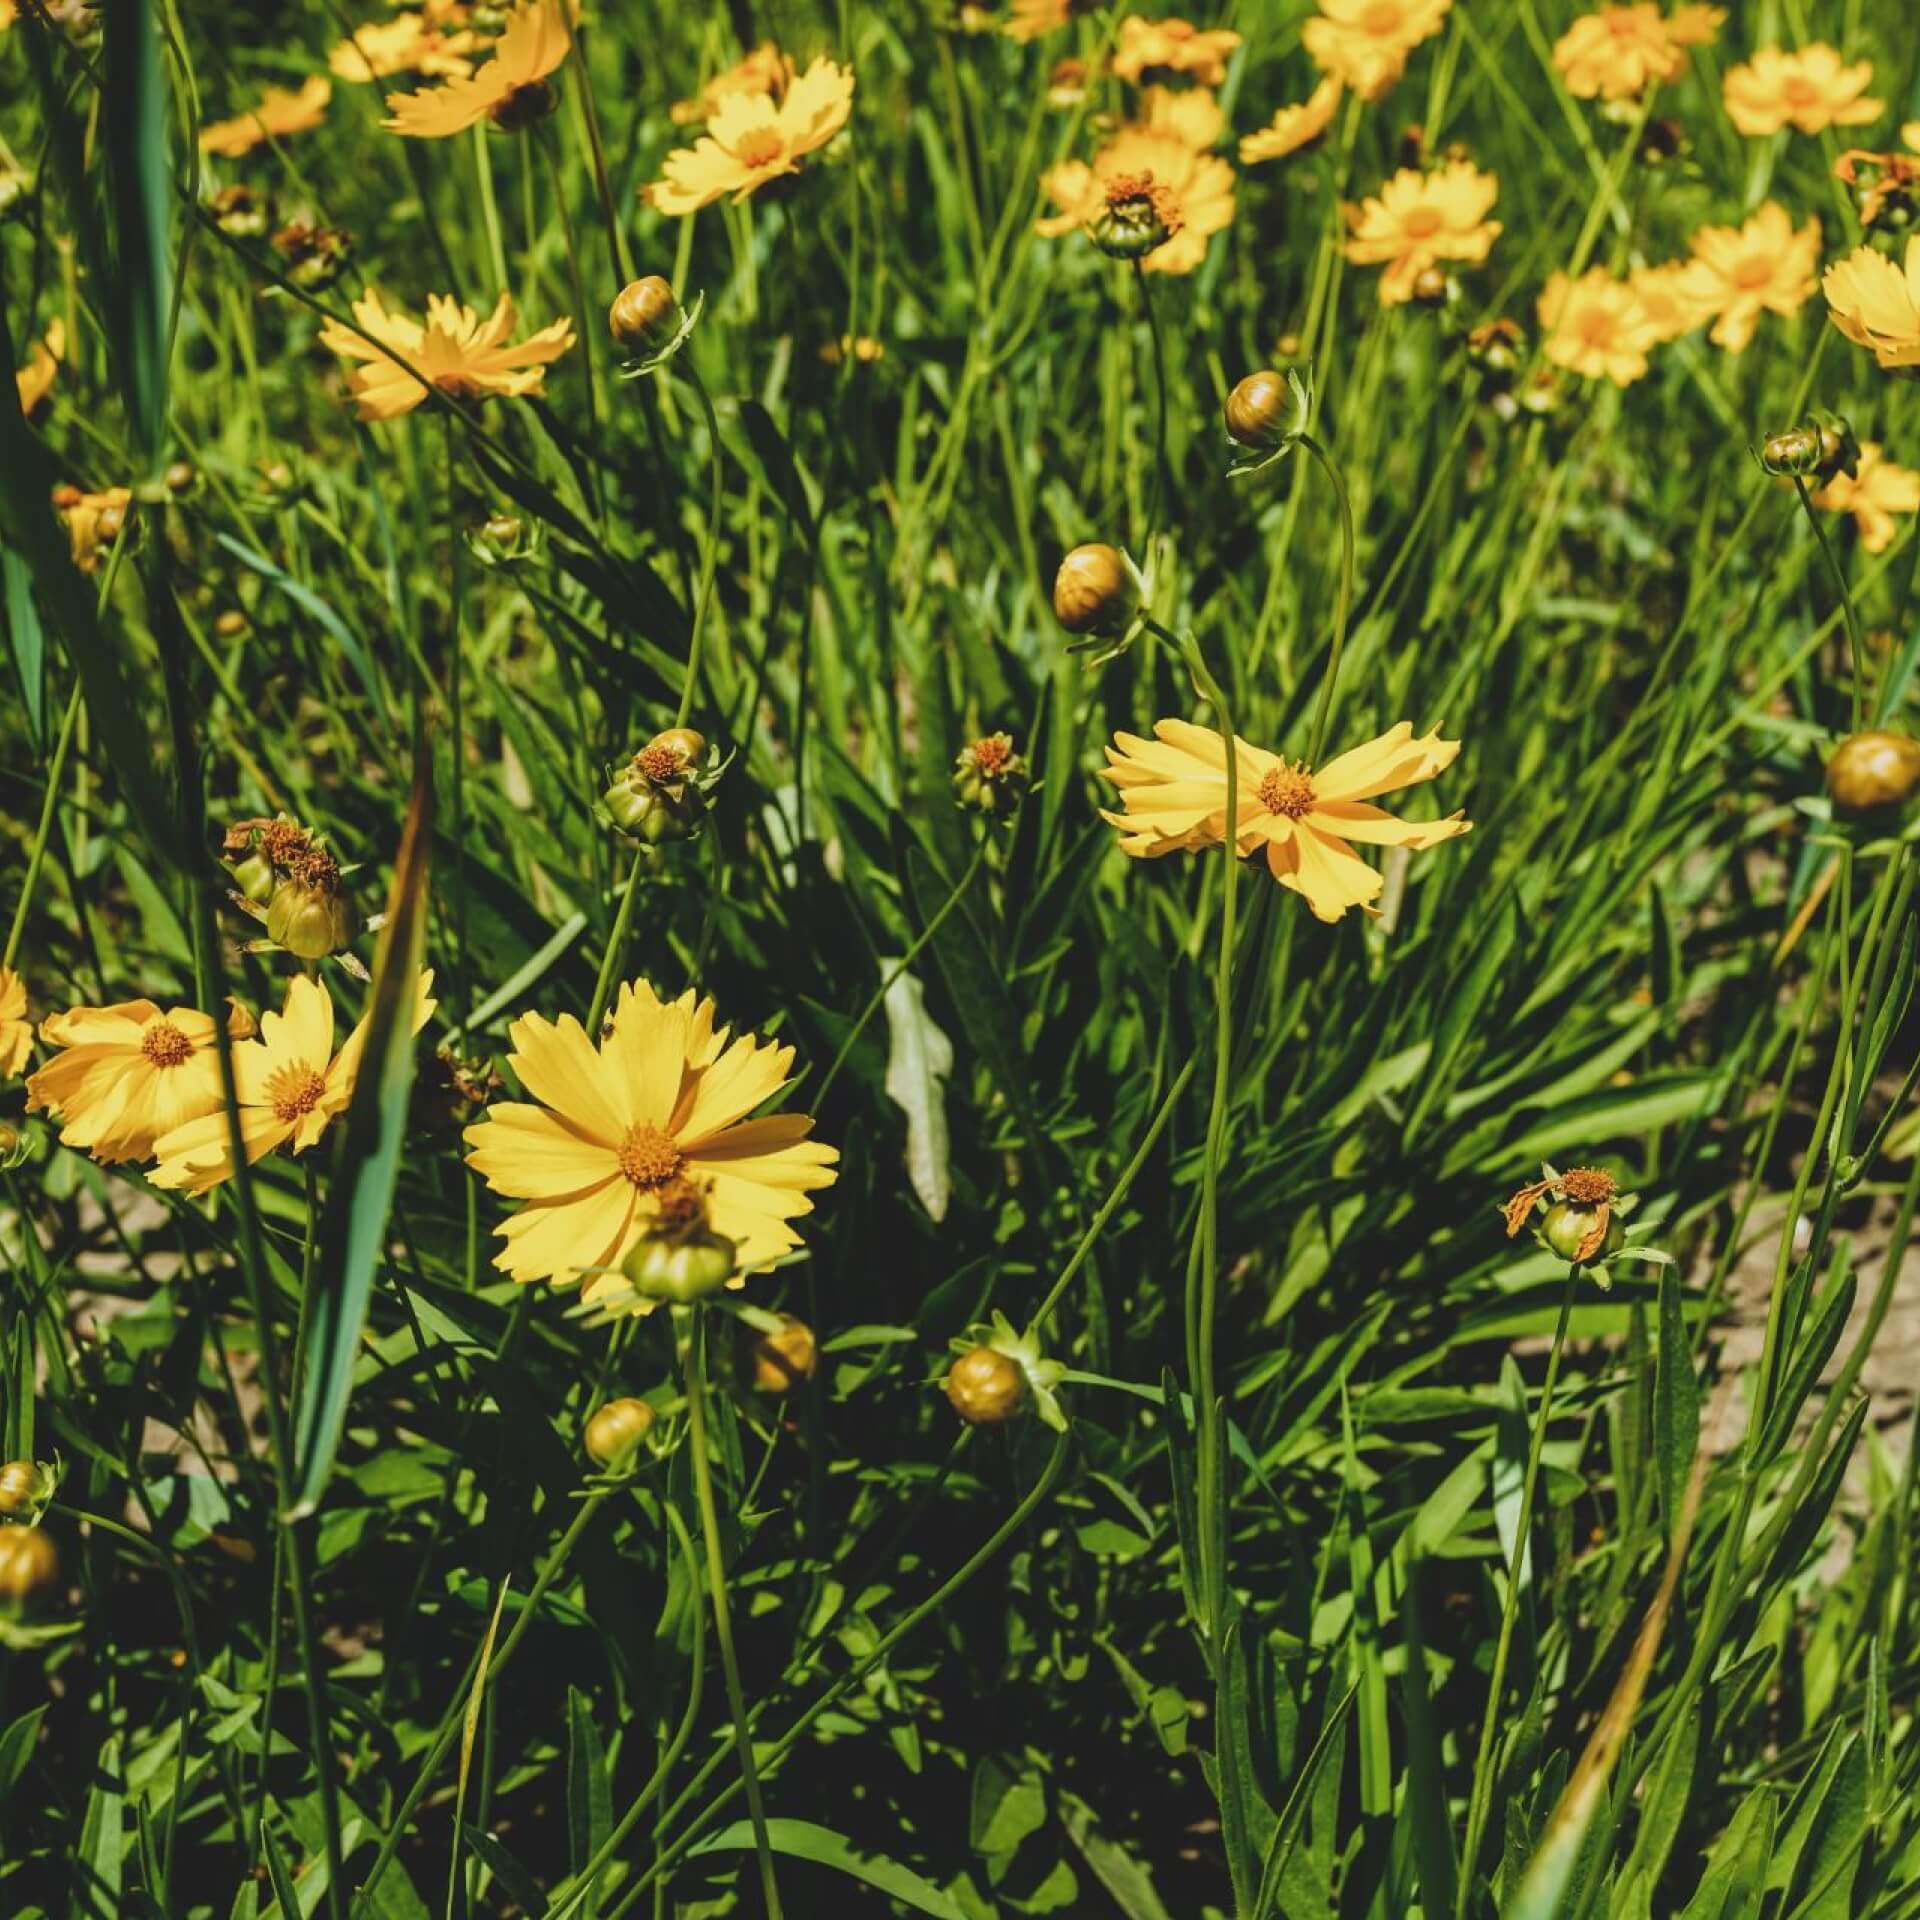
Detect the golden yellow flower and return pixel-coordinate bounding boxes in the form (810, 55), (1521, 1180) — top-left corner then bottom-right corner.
(670, 40), (794, 124)
(1037, 126), (1236, 275)
(1343, 160), (1500, 306)
(15, 318), (63, 417)
(647, 56), (854, 214)
(330, 12), (476, 83)
(199, 75), (333, 158)
(1538, 267), (1658, 385)
(1811, 443), (1920, 554)
(1239, 75), (1342, 164)
(1627, 261), (1712, 343)
(1136, 83), (1226, 150)
(320, 289), (574, 421)
(150, 971), (436, 1194)
(0, 969), (33, 1078)
(1005, 0), (1076, 40)
(1112, 15), (1242, 86)
(1723, 44), (1882, 138)
(1100, 719), (1469, 923)
(26, 999), (256, 1163)
(1678, 201), (1819, 352)
(1665, 4), (1723, 45)
(1551, 7), (1682, 101)
(59, 488), (133, 572)
(1824, 237), (1920, 370)
(820, 334), (885, 364)
(1303, 0), (1451, 103)
(383, 0), (569, 138)
(1906, 120), (1920, 153)
(463, 980), (839, 1305)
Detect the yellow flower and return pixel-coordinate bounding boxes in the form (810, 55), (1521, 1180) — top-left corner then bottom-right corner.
(1906, 120), (1920, 153)
(1723, 44), (1882, 138)
(26, 999), (256, 1163)
(1037, 126), (1236, 275)
(1666, 4), (1724, 45)
(462, 980), (839, 1305)
(320, 289), (574, 421)
(1303, 0), (1451, 103)
(1136, 83), (1226, 150)
(1678, 201), (1819, 352)
(1239, 76), (1342, 164)
(59, 488), (133, 572)
(1343, 160), (1500, 306)
(199, 75), (333, 158)
(1099, 719), (1470, 923)
(1005, 0), (1075, 40)
(1551, 7), (1682, 102)
(1628, 261), (1713, 344)
(383, 0), (569, 138)
(1824, 237), (1920, 370)
(820, 334), (884, 364)
(647, 56), (854, 214)
(1112, 15), (1242, 87)
(1538, 268), (1658, 385)
(150, 972), (436, 1194)
(0, 969), (33, 1078)
(670, 40), (794, 124)
(330, 12), (476, 83)
(1811, 443), (1920, 554)
(15, 318), (63, 417)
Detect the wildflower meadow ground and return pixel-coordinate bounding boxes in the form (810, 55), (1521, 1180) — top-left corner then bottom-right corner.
(4, 0), (1920, 1914)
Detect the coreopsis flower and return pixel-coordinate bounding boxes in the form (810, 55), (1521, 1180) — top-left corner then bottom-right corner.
(149, 971), (436, 1194)
(1005, 0), (1077, 41)
(1099, 719), (1469, 922)
(14, 318), (61, 416)
(0, 969), (32, 1077)
(1505, 1165), (1623, 1264)
(1303, 0), (1451, 103)
(646, 56), (854, 214)
(383, 0), (569, 137)
(1822, 238), (1920, 371)
(1722, 45), (1882, 138)
(1112, 15), (1242, 87)
(1239, 76), (1342, 164)
(1343, 161), (1500, 307)
(199, 76), (332, 157)
(1679, 201), (1819, 352)
(57, 487), (132, 570)
(1811, 443), (1920, 554)
(1551, 6), (1682, 102)
(320, 289), (574, 421)
(26, 1000), (256, 1163)
(1666, 5), (1723, 45)
(670, 40), (793, 123)
(1135, 83), (1225, 150)
(1628, 262), (1712, 343)
(1538, 267), (1657, 385)
(330, 11), (476, 83)
(1038, 126), (1234, 274)
(462, 980), (839, 1307)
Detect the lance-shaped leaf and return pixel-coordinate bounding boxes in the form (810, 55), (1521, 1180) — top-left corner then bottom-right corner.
(881, 964), (954, 1221)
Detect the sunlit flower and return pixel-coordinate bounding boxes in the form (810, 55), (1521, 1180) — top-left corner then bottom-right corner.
(1811, 443), (1920, 553)
(320, 289), (574, 421)
(149, 972), (436, 1193)
(15, 318), (63, 417)
(330, 11), (476, 83)
(1824, 237), (1920, 370)
(1136, 83), (1225, 150)
(1628, 262), (1712, 343)
(647, 56), (853, 214)
(1665, 4), (1723, 45)
(1723, 44), (1882, 138)
(463, 980), (839, 1303)
(59, 488), (133, 571)
(1112, 15), (1242, 86)
(820, 334), (884, 364)
(1303, 0), (1451, 103)
(1538, 267), (1658, 385)
(1344, 160), (1499, 306)
(0, 969), (32, 1078)
(1100, 718), (1470, 922)
(1239, 76), (1342, 164)
(27, 999), (255, 1163)
(1678, 201), (1819, 352)
(1551, 7), (1682, 101)
(383, 0), (569, 137)
(1037, 126), (1236, 275)
(1005, 0), (1077, 40)
(670, 40), (793, 124)
(199, 76), (333, 158)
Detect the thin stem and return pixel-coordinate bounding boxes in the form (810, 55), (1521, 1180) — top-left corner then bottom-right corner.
(1792, 472), (1867, 729)
(586, 849), (646, 1036)
(1134, 259), (1170, 547)
(444, 413), (470, 1038)
(678, 1308), (783, 1920)
(1299, 431), (1355, 764)
(4, 679), (84, 974)
(677, 359), (725, 728)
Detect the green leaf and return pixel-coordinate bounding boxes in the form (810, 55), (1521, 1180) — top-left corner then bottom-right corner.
(1782, 1734), (1866, 1920)
(1678, 1784), (1774, 1920)
(1398, 1558), (1458, 1918)
(0, 1704), (47, 1806)
(68, 1736), (123, 1920)
(688, 1817), (966, 1918)
(102, 0), (173, 463)
(1654, 1263), (1699, 1536)
(565, 1687), (612, 1909)
(1059, 1792), (1174, 1920)
(1755, 1262), (1856, 1471)
(881, 965), (955, 1221)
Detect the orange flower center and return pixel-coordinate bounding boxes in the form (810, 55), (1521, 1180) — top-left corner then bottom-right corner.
(1782, 76), (1818, 107)
(1362, 0), (1403, 31)
(141, 1020), (194, 1069)
(734, 128), (787, 170)
(617, 1122), (685, 1190)
(1733, 254), (1774, 289)
(1560, 1166), (1618, 1204)
(636, 744), (683, 782)
(1401, 205), (1444, 239)
(1574, 307), (1620, 348)
(268, 1064), (328, 1125)
(970, 736), (1012, 774)
(1258, 763), (1315, 818)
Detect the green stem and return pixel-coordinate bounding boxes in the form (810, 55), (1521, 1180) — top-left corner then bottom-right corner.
(1298, 432), (1355, 764)
(444, 414), (470, 1038)
(1134, 259), (1170, 547)
(677, 359), (725, 729)
(586, 849), (646, 1036)
(1792, 472), (1867, 729)
(3, 679), (83, 975)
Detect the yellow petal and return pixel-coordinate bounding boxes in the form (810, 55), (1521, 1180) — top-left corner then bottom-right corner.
(506, 1009), (629, 1143)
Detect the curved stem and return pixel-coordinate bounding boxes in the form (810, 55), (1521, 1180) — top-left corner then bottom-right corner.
(1133, 259), (1170, 548)
(1298, 432), (1355, 764)
(586, 849), (646, 1036)
(677, 360), (725, 729)
(1792, 473), (1867, 728)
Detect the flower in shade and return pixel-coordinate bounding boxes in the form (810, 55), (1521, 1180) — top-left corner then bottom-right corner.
(1112, 15), (1242, 86)
(1240, 76), (1342, 164)
(59, 488), (133, 571)
(1811, 443), (1920, 554)
(15, 319), (63, 417)
(1666, 4), (1723, 44)
(1678, 201), (1819, 353)
(1344, 161), (1500, 306)
(1822, 238), (1920, 371)
(1303, 0), (1451, 103)
(1629, 262), (1712, 343)
(320, 289), (574, 421)
(199, 76), (333, 158)
(1551, 7), (1682, 101)
(1037, 126), (1235, 275)
(1099, 719), (1470, 922)
(1723, 44), (1882, 137)
(149, 972), (435, 1193)
(330, 12), (476, 83)
(462, 980), (839, 1305)
(670, 40), (794, 124)
(382, 0), (569, 137)
(1005, 0), (1077, 40)
(26, 999), (256, 1163)
(1538, 267), (1658, 385)
(0, 969), (33, 1078)
(647, 56), (854, 214)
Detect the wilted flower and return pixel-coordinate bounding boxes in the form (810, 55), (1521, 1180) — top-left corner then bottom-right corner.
(320, 289), (574, 420)
(1344, 161), (1501, 306)
(1811, 444), (1920, 553)
(1504, 1163), (1628, 1266)
(647, 57), (854, 214)
(208, 183), (274, 238)
(1037, 124), (1235, 275)
(1835, 149), (1920, 232)
(952, 732), (1029, 818)
(1723, 44), (1882, 138)
(1087, 170), (1182, 258)
(199, 76), (332, 158)
(272, 218), (355, 292)
(602, 729), (717, 844)
(383, 0), (569, 135)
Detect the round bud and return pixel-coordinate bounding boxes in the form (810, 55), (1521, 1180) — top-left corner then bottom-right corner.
(164, 461), (197, 496)
(1410, 265), (1450, 308)
(214, 610), (249, 640)
(0, 1527), (60, 1609)
(944, 1346), (1026, 1425)
(266, 877), (358, 961)
(609, 276), (683, 354)
(646, 727), (708, 768)
(1827, 731), (1920, 815)
(585, 1396), (656, 1465)
(1088, 175), (1175, 259)
(1540, 1200), (1621, 1265)
(1225, 371), (1294, 450)
(1052, 543), (1134, 637)
(621, 1227), (738, 1305)
(0, 1461), (35, 1517)
(753, 1316), (818, 1393)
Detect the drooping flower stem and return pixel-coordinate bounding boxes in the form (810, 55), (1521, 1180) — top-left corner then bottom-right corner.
(1791, 473), (1869, 727)
(676, 1306), (784, 1920)
(1298, 431), (1356, 764)
(1133, 258), (1171, 547)
(586, 850), (646, 1036)
(677, 357), (725, 729)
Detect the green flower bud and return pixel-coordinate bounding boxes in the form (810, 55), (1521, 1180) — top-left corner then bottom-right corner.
(266, 872), (358, 961)
(1087, 171), (1178, 259)
(944, 1346), (1027, 1425)
(952, 732), (1030, 818)
(1541, 1199), (1622, 1265)
(621, 1226), (738, 1305)
(585, 1396), (656, 1465)
(609, 277), (683, 355)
